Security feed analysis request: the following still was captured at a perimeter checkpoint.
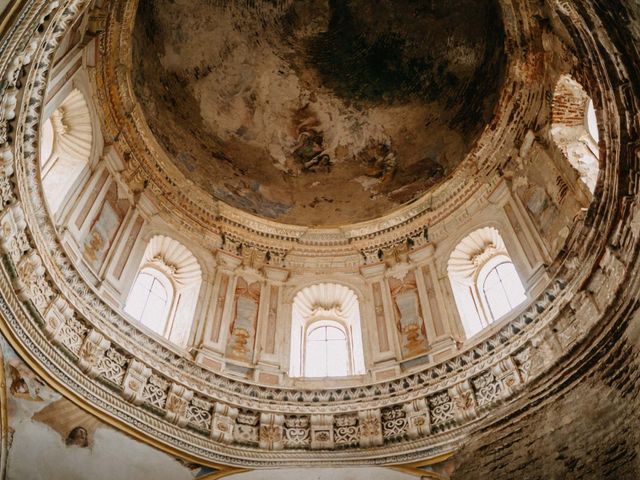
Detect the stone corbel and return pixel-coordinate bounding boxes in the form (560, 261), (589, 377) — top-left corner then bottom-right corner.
(310, 414), (334, 450)
(449, 380), (477, 424)
(165, 384), (194, 427)
(43, 295), (73, 341)
(14, 250), (52, 312)
(122, 359), (152, 405)
(358, 409), (383, 448)
(403, 398), (431, 439)
(77, 329), (110, 378)
(259, 413), (285, 450)
(211, 403), (238, 444)
(0, 203), (28, 264)
(0, 144), (14, 176)
(234, 411), (260, 446)
(490, 357), (522, 398)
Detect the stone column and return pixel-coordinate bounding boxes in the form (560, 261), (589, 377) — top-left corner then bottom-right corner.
(410, 244), (458, 360)
(195, 249), (241, 368)
(254, 265), (289, 381)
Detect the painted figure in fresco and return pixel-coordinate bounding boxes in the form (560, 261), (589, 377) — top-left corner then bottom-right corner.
(388, 272), (429, 358)
(65, 426), (89, 447)
(225, 278), (261, 362)
(9, 364), (44, 400)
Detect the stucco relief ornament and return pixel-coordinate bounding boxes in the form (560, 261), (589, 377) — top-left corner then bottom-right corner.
(0, 0), (625, 468)
(279, 417), (308, 447)
(429, 392), (455, 427)
(96, 347), (128, 386)
(554, 0), (575, 15)
(122, 360), (152, 405)
(234, 411), (260, 446)
(449, 381), (478, 423)
(142, 374), (169, 409)
(381, 406), (408, 440)
(259, 413), (285, 450)
(0, 204), (29, 264)
(211, 404), (238, 445)
(331, 415), (356, 447)
(186, 397), (213, 431)
(404, 399), (431, 439)
(165, 384), (194, 427)
(77, 329), (110, 378)
(358, 410), (384, 447)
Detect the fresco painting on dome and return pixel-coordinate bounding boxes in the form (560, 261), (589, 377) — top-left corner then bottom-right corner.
(389, 272), (428, 358)
(132, 0), (506, 225)
(82, 183), (130, 272)
(226, 278), (261, 362)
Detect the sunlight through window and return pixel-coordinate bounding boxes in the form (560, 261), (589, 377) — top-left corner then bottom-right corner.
(125, 268), (173, 335)
(304, 324), (349, 377)
(481, 261), (527, 322)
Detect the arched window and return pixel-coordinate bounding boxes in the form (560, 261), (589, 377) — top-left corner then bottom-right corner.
(124, 235), (202, 347)
(479, 259), (526, 322)
(304, 323), (350, 377)
(124, 268), (173, 335)
(448, 227), (528, 338)
(39, 88), (93, 214)
(289, 283), (365, 378)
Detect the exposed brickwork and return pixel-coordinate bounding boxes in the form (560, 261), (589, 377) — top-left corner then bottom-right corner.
(451, 316), (640, 480)
(552, 76), (589, 127)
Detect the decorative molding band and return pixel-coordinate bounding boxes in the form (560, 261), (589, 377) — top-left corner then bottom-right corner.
(0, 0), (635, 470)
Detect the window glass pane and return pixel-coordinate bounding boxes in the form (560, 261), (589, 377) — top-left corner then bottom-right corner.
(136, 272), (154, 290)
(124, 269), (173, 336)
(141, 289), (168, 334)
(326, 326), (345, 340)
(307, 327), (326, 342)
(304, 323), (349, 377)
(483, 269), (511, 320)
(482, 261), (526, 322)
(497, 263), (527, 307)
(124, 279), (147, 320)
(326, 339), (348, 376)
(149, 277), (168, 303)
(305, 339), (326, 377)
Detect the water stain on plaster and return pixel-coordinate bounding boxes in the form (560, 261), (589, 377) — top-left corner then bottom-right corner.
(132, 0), (506, 226)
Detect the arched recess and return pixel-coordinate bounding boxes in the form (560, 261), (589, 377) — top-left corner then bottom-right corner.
(550, 74), (601, 193)
(39, 88), (93, 214)
(447, 227), (527, 338)
(124, 235), (202, 346)
(289, 283), (366, 378)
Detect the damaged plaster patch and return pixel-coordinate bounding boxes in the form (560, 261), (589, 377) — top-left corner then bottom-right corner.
(132, 0), (506, 225)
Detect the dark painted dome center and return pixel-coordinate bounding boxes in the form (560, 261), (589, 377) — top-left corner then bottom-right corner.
(132, 0), (506, 226)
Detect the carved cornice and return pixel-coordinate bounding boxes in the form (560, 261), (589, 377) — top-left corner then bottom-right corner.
(89, 0), (547, 260)
(0, 0), (636, 471)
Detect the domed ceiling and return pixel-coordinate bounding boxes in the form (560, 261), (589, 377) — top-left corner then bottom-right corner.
(132, 0), (506, 226)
